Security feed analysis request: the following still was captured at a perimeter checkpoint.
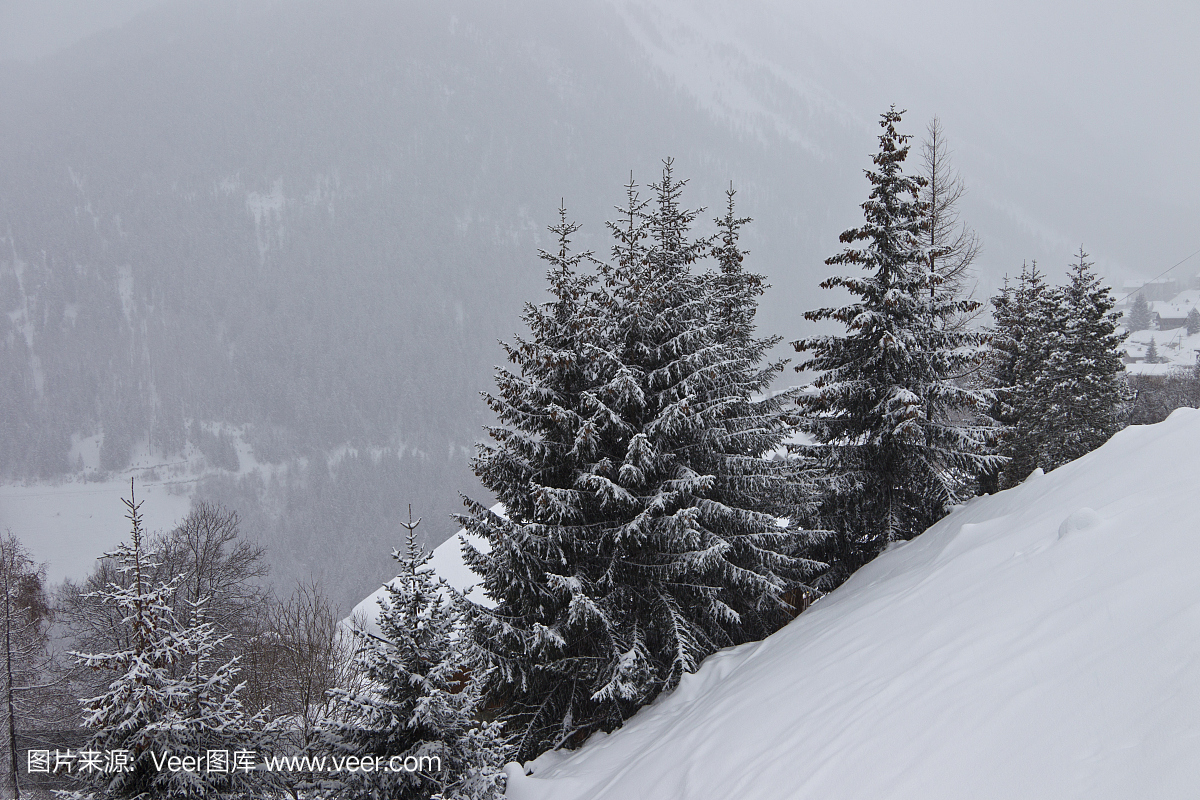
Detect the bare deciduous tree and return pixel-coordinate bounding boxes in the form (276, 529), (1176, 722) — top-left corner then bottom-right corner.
(160, 503), (269, 657)
(245, 580), (361, 799)
(246, 579), (358, 739)
(0, 532), (62, 799)
(921, 116), (982, 325)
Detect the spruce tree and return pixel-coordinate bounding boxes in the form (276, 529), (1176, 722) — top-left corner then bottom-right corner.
(704, 185), (824, 608)
(1024, 248), (1130, 472)
(980, 274), (1017, 493)
(1145, 337), (1161, 363)
(985, 262), (1056, 490)
(457, 201), (614, 760)
(70, 484), (262, 799)
(710, 184), (760, 349)
(326, 508), (506, 800)
(1127, 293), (1152, 332)
(460, 166), (823, 762)
(792, 108), (999, 582)
(1186, 306), (1200, 336)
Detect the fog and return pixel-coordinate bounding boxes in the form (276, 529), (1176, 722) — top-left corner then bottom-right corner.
(0, 0), (174, 61)
(2, 0), (1195, 610)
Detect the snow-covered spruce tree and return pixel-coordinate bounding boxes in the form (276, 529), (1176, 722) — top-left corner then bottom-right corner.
(456, 202), (613, 761)
(459, 166), (823, 762)
(705, 185), (824, 605)
(1127, 293), (1152, 332)
(984, 261), (1056, 491)
(1025, 248), (1130, 471)
(324, 509), (506, 800)
(1145, 337), (1161, 363)
(1187, 306), (1200, 336)
(69, 484), (262, 799)
(710, 184), (760, 349)
(792, 108), (999, 584)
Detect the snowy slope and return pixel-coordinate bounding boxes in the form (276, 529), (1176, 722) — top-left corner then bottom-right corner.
(506, 408), (1200, 800)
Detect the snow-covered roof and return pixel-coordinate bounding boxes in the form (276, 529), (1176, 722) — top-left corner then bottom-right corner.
(1148, 289), (1200, 322)
(345, 504), (499, 635)
(1123, 326), (1200, 371)
(1125, 362), (1180, 376)
(506, 408), (1200, 800)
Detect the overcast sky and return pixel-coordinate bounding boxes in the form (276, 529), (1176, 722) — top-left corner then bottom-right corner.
(4, 0), (1197, 286)
(608, 0), (1200, 287)
(0, 0), (172, 61)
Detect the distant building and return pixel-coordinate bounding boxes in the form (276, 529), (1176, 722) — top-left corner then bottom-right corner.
(1148, 290), (1200, 330)
(1122, 278), (1181, 303)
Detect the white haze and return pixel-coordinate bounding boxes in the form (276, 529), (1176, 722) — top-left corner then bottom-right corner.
(6, 0), (1195, 281)
(0, 0), (176, 62)
(606, 0), (1200, 287)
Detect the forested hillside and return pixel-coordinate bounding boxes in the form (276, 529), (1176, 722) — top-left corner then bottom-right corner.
(0, 0), (858, 608)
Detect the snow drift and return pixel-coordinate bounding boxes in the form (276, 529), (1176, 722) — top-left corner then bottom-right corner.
(505, 408), (1200, 800)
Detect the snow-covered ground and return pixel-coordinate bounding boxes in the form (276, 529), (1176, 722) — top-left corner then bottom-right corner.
(505, 408), (1200, 799)
(0, 424), (278, 587)
(1123, 325), (1200, 375)
(0, 476), (194, 588)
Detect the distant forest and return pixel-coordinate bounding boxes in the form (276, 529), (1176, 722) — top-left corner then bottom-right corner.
(0, 0), (852, 609)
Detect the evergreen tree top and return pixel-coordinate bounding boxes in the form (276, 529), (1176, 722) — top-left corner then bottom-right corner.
(822, 107), (928, 286)
(605, 175), (652, 287)
(647, 158), (707, 278)
(1057, 247), (1128, 360)
(792, 106), (998, 548)
(710, 184), (764, 350)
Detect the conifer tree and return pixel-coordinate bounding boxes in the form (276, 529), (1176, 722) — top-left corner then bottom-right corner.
(70, 484), (262, 799)
(980, 275), (1017, 493)
(326, 508), (506, 800)
(704, 184), (823, 605)
(457, 202), (614, 760)
(1127, 293), (1152, 332)
(1020, 248), (1130, 473)
(710, 185), (760, 349)
(792, 108), (999, 582)
(460, 166), (823, 762)
(985, 262), (1056, 490)
(1186, 306), (1200, 336)
(1145, 337), (1161, 363)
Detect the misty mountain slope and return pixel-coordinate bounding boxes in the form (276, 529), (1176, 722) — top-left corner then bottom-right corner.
(505, 408), (1200, 799)
(0, 0), (856, 607)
